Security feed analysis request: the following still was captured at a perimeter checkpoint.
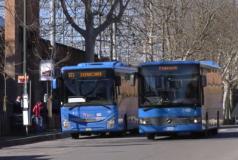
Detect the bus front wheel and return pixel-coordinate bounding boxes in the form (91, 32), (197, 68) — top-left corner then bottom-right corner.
(71, 133), (79, 139)
(147, 134), (155, 140)
(124, 114), (128, 131)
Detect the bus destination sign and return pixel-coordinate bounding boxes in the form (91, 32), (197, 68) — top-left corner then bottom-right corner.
(66, 70), (107, 79)
(159, 66), (178, 71)
(79, 71), (105, 78)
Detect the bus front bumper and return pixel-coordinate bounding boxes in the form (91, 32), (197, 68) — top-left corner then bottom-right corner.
(139, 123), (203, 134)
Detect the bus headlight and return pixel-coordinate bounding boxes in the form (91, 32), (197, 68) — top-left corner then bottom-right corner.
(139, 119), (149, 125)
(107, 118), (115, 129)
(193, 118), (201, 124)
(63, 119), (70, 128)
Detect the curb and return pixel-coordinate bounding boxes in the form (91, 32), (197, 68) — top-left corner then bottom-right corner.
(0, 132), (70, 148)
(220, 125), (238, 129)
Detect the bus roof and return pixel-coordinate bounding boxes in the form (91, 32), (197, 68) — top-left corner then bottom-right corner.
(61, 61), (137, 73)
(140, 60), (220, 69)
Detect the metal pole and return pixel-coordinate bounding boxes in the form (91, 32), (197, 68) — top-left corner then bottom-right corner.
(50, 0), (56, 52)
(48, 0), (56, 129)
(23, 0), (27, 94)
(23, 0), (29, 136)
(29, 80), (32, 113)
(50, 0), (56, 96)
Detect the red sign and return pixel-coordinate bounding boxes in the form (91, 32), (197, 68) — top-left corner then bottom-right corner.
(18, 75), (29, 84)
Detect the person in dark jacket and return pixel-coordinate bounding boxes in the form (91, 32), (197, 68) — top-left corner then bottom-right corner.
(13, 96), (22, 114)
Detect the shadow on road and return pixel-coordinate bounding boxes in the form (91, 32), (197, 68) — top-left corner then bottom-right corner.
(215, 132), (238, 139)
(75, 133), (141, 140)
(151, 130), (238, 141)
(0, 155), (49, 160)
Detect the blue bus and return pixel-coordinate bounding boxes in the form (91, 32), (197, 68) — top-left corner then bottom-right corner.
(138, 61), (223, 139)
(54, 61), (138, 138)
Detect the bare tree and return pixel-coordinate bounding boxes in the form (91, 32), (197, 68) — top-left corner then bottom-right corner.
(60, 0), (130, 62)
(212, 1), (238, 121)
(127, 0), (238, 121)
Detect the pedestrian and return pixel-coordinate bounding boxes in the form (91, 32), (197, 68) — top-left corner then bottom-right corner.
(13, 96), (22, 114)
(11, 96), (23, 134)
(32, 101), (44, 132)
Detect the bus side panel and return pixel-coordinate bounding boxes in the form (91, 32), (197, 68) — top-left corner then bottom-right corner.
(117, 76), (138, 131)
(202, 69), (223, 130)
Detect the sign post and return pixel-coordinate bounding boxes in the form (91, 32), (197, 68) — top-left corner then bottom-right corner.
(18, 75), (30, 135)
(40, 60), (54, 129)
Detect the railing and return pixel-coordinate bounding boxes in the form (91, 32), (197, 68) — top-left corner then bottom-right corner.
(0, 112), (9, 136)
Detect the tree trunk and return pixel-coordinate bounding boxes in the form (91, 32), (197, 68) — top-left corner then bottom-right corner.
(85, 34), (96, 62)
(229, 87), (233, 118)
(223, 81), (232, 122)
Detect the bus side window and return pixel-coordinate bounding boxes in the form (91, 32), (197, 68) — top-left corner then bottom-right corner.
(200, 75), (206, 105)
(201, 75), (207, 87)
(129, 74), (136, 86)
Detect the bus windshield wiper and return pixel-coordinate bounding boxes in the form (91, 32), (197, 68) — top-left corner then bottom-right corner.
(66, 103), (112, 110)
(66, 104), (83, 110)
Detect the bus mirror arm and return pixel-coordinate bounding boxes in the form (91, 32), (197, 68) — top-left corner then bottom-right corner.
(116, 76), (121, 86)
(52, 79), (57, 90)
(117, 86), (121, 95)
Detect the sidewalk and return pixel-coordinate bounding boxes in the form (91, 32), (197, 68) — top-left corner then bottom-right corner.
(0, 130), (70, 148)
(220, 124), (238, 129)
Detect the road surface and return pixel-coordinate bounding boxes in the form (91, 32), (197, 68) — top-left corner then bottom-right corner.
(1, 128), (238, 160)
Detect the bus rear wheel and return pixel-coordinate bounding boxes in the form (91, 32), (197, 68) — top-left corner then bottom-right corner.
(71, 133), (79, 139)
(147, 134), (155, 140)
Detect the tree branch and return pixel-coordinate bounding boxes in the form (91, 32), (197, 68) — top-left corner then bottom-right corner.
(60, 0), (86, 37)
(95, 0), (130, 36)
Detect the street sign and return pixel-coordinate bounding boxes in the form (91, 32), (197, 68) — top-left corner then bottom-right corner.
(22, 94), (29, 109)
(18, 75), (29, 84)
(40, 60), (54, 81)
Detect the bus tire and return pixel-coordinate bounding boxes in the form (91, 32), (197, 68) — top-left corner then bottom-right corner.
(192, 132), (204, 138)
(211, 128), (218, 135)
(124, 114), (128, 131)
(147, 134), (155, 140)
(71, 133), (79, 139)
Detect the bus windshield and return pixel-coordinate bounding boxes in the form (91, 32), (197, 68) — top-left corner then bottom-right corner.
(140, 65), (200, 107)
(62, 69), (114, 105)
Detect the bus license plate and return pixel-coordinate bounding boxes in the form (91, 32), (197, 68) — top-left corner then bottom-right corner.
(165, 126), (175, 131)
(85, 128), (92, 131)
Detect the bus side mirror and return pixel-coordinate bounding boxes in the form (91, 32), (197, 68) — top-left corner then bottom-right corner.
(51, 79), (57, 90)
(115, 76), (121, 86)
(201, 75), (207, 87)
(52, 77), (63, 90)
